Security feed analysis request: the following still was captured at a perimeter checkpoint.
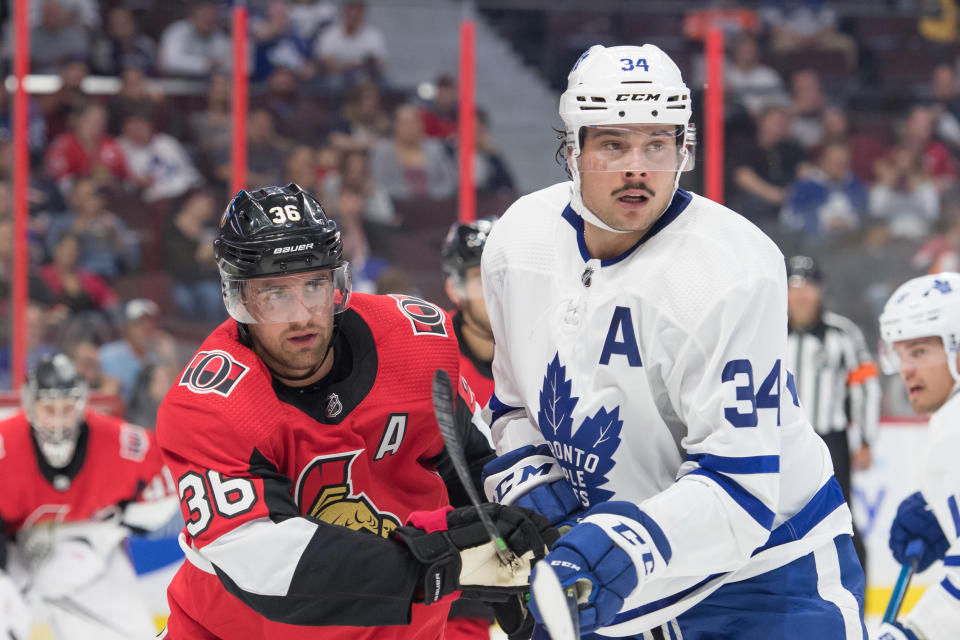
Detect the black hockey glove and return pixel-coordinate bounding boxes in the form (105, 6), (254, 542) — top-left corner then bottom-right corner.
(491, 592), (536, 640)
(392, 503), (559, 605)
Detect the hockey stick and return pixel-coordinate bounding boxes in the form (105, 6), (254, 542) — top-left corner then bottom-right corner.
(48, 595), (131, 637)
(431, 369), (517, 567)
(882, 539), (924, 624)
(531, 561), (581, 640)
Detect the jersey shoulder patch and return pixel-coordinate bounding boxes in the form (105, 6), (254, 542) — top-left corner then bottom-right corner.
(178, 349), (250, 397)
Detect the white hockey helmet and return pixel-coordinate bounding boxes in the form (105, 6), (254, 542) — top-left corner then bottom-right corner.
(878, 272), (960, 382)
(560, 44), (695, 232)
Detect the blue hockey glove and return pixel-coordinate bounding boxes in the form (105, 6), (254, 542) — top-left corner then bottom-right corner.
(482, 445), (583, 526)
(875, 621), (921, 640)
(889, 492), (949, 572)
(528, 522), (638, 635)
(513, 479), (585, 528)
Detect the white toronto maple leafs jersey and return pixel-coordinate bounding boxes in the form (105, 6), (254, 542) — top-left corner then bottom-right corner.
(902, 391), (960, 640)
(481, 182), (854, 635)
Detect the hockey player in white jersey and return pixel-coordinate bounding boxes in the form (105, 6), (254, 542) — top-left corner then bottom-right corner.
(874, 273), (960, 640)
(480, 44), (866, 638)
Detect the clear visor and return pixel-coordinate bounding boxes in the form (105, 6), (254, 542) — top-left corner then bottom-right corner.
(878, 337), (948, 375)
(31, 397), (83, 444)
(578, 125), (696, 173)
(223, 264), (351, 325)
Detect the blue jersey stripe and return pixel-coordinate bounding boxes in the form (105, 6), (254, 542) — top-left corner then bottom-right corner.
(944, 556), (960, 566)
(560, 189), (693, 267)
(612, 572), (727, 624)
(941, 577), (960, 601)
(754, 476), (846, 555)
(688, 453), (780, 474)
(685, 468), (776, 530)
(948, 495), (960, 537)
(489, 392), (522, 424)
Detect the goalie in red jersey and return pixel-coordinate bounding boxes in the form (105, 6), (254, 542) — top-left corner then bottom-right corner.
(156, 184), (556, 640)
(0, 354), (177, 640)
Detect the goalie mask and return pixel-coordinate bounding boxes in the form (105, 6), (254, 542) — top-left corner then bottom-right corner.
(559, 44), (695, 234)
(878, 272), (960, 386)
(215, 184), (351, 325)
(22, 354), (88, 468)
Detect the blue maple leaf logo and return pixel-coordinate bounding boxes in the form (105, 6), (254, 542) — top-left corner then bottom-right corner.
(933, 279), (953, 295)
(537, 354), (623, 506)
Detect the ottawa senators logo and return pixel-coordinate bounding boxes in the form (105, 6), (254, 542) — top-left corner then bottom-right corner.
(294, 451), (401, 538)
(179, 350), (249, 397)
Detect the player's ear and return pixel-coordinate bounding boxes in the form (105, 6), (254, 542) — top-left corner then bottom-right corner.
(445, 278), (462, 306)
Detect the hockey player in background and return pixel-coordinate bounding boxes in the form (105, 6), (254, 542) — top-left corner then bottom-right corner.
(0, 353), (177, 640)
(875, 272), (960, 640)
(480, 44), (866, 638)
(786, 255), (880, 577)
(156, 184), (557, 639)
(443, 217), (497, 405)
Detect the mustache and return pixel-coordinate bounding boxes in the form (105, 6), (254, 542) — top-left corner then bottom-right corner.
(611, 184), (655, 197)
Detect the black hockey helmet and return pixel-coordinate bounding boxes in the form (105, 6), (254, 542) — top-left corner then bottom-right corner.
(216, 183), (343, 279)
(786, 255), (823, 287)
(22, 354), (88, 468)
(441, 217), (497, 281)
(216, 184), (351, 323)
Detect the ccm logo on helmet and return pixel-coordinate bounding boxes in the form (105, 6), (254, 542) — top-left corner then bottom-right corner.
(273, 243), (314, 255)
(616, 93), (661, 102)
(179, 350), (249, 397)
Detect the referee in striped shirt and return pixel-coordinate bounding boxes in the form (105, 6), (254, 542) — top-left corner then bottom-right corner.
(786, 255), (880, 576)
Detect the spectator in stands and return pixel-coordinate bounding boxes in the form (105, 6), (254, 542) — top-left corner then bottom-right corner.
(218, 107), (290, 188)
(66, 338), (121, 397)
(188, 74), (232, 178)
(810, 105), (888, 184)
(30, 0), (99, 30)
(38, 60), (89, 141)
(0, 84), (46, 155)
(47, 178), (139, 279)
(870, 145), (941, 240)
(314, 0), (387, 88)
(781, 141), (869, 237)
(252, 0), (314, 82)
(421, 74), (459, 140)
(163, 190), (223, 323)
(108, 66), (170, 136)
(285, 145), (322, 195)
(912, 196), (960, 273)
(126, 360), (180, 429)
(28, 0), (89, 74)
(760, 0), (858, 71)
(898, 104), (960, 193)
(930, 63), (960, 151)
(0, 140), (66, 219)
(724, 32), (788, 118)
(118, 111), (203, 203)
(788, 69), (827, 151)
(322, 148), (397, 226)
(44, 102), (130, 192)
(329, 80), (393, 151)
(471, 108), (516, 200)
(100, 298), (176, 405)
(288, 0), (338, 43)
(729, 103), (806, 232)
(90, 6), (156, 76)
(158, 1), (231, 77)
(37, 233), (119, 314)
(371, 103), (457, 201)
(254, 67), (328, 143)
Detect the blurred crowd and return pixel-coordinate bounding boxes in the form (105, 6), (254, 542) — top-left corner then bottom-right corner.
(4, 0), (960, 421)
(0, 0), (519, 421)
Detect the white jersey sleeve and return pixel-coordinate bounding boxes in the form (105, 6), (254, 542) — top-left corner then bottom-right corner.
(904, 393), (960, 640)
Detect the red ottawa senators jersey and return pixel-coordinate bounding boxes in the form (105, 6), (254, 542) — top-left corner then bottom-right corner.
(0, 409), (169, 536)
(448, 309), (495, 406)
(157, 293), (494, 640)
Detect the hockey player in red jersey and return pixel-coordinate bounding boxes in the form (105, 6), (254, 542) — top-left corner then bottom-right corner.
(156, 184), (556, 640)
(442, 218), (497, 406)
(0, 353), (177, 640)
